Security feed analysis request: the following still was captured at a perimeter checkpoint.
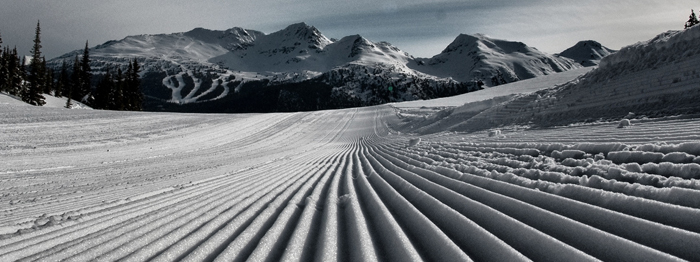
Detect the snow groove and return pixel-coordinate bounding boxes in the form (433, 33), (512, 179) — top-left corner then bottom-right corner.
(1, 105), (699, 261)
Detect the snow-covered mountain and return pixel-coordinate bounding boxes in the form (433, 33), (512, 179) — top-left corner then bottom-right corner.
(411, 34), (581, 85)
(558, 40), (616, 67)
(47, 23), (583, 112)
(403, 25), (700, 133)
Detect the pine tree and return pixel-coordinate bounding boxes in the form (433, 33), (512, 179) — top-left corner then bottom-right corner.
(113, 68), (124, 110)
(125, 59), (143, 110)
(55, 60), (68, 98)
(0, 34), (3, 89)
(65, 60), (74, 108)
(0, 47), (7, 94)
(6, 48), (24, 96)
(24, 20), (46, 106)
(78, 41), (92, 103)
(93, 69), (113, 109)
(686, 9), (699, 29)
(43, 57), (54, 95)
(70, 55), (80, 101)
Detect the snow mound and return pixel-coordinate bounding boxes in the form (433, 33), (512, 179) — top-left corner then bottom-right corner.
(618, 119), (631, 128)
(408, 138), (421, 147)
(488, 129), (501, 137)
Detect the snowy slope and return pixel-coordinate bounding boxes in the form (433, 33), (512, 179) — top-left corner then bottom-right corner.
(2, 102), (700, 261)
(558, 40), (616, 67)
(393, 67), (594, 108)
(0, 93), (27, 106)
(0, 93), (90, 109)
(411, 34), (581, 84)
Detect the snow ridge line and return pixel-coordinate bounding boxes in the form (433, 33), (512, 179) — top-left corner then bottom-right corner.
(374, 143), (700, 261)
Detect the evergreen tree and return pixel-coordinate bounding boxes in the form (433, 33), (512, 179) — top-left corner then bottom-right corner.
(125, 59), (143, 110)
(686, 9), (699, 29)
(6, 48), (24, 96)
(113, 68), (124, 110)
(78, 41), (92, 102)
(0, 47), (7, 94)
(55, 60), (68, 98)
(24, 20), (46, 106)
(43, 57), (55, 95)
(93, 69), (113, 109)
(70, 55), (81, 101)
(0, 33), (3, 90)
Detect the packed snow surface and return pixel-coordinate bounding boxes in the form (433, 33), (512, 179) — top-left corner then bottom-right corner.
(2, 101), (700, 261)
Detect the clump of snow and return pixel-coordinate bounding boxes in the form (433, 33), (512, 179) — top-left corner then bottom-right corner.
(408, 138), (421, 147)
(623, 163), (643, 173)
(618, 119), (631, 128)
(661, 152), (695, 163)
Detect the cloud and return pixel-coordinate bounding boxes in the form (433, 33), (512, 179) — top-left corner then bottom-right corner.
(2, 0), (698, 59)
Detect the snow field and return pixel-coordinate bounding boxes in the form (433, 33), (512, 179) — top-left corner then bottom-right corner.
(2, 104), (700, 261)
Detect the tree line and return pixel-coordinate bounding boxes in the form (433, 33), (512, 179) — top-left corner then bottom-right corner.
(0, 21), (143, 110)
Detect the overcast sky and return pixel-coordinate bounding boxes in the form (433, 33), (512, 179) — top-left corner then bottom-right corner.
(0, 0), (697, 59)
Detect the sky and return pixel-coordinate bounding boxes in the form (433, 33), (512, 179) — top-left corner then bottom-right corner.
(0, 0), (698, 60)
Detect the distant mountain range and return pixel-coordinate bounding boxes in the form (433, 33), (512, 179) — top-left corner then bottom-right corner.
(47, 22), (614, 113)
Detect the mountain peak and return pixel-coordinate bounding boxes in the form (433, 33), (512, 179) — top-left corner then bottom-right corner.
(271, 22), (331, 49)
(559, 40), (615, 66)
(442, 33), (530, 55)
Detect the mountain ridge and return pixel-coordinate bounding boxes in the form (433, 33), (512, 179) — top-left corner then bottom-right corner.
(47, 22), (611, 113)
